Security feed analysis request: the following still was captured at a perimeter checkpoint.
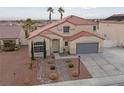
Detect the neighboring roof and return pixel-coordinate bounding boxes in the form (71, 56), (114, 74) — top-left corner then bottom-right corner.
(105, 14), (124, 21)
(0, 26), (22, 39)
(100, 20), (124, 24)
(28, 15), (97, 39)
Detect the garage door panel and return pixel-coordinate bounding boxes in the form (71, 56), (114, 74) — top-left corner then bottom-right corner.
(76, 43), (98, 54)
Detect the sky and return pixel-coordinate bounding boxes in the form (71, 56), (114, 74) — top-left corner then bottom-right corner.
(0, 7), (124, 20)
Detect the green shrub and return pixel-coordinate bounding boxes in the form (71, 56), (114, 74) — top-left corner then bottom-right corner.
(68, 63), (74, 68)
(50, 65), (56, 70)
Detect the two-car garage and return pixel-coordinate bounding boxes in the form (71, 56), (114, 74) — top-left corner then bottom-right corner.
(76, 43), (99, 54)
(69, 31), (104, 55)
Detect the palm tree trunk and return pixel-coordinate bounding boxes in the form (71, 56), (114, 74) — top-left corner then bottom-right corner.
(61, 13), (63, 20)
(49, 12), (51, 22)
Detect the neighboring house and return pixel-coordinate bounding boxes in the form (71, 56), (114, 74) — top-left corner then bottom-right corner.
(98, 20), (124, 47)
(0, 25), (28, 51)
(28, 15), (104, 57)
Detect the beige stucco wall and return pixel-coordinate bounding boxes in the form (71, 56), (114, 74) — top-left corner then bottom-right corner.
(44, 34), (64, 53)
(99, 22), (124, 47)
(19, 27), (28, 45)
(0, 40), (3, 45)
(28, 21), (102, 57)
(28, 35), (51, 57)
(51, 22), (98, 36)
(70, 36), (103, 54)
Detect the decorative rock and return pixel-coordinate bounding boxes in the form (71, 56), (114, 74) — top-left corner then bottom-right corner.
(49, 73), (58, 80)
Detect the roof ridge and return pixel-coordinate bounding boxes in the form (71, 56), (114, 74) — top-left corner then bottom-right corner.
(67, 15), (85, 20)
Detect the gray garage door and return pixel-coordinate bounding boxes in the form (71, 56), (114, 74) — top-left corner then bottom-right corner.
(76, 43), (99, 54)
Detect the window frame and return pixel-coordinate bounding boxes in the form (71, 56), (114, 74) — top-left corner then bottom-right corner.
(65, 41), (68, 46)
(93, 26), (97, 31)
(33, 41), (44, 53)
(63, 26), (70, 33)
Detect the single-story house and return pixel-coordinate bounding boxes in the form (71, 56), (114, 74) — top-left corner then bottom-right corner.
(28, 15), (104, 57)
(0, 25), (28, 51)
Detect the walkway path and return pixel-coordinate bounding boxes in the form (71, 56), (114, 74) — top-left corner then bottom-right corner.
(55, 59), (70, 81)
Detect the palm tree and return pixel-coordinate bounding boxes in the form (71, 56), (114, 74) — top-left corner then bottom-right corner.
(58, 7), (65, 20)
(47, 7), (54, 22)
(23, 18), (33, 38)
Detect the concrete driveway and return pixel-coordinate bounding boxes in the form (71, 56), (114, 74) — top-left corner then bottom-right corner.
(79, 48), (124, 78)
(45, 48), (124, 86)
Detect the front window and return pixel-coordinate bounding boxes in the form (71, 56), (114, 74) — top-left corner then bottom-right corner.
(34, 42), (44, 53)
(65, 41), (68, 46)
(63, 26), (70, 33)
(93, 26), (96, 31)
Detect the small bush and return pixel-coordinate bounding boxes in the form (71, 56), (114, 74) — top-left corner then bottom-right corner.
(48, 61), (54, 64)
(49, 73), (58, 80)
(50, 65), (56, 70)
(68, 63), (74, 68)
(65, 59), (71, 63)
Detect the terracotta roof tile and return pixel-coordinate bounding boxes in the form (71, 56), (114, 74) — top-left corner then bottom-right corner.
(67, 15), (97, 25)
(41, 30), (104, 41)
(28, 15), (97, 39)
(63, 31), (104, 41)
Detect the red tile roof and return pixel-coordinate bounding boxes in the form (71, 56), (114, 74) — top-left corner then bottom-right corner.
(0, 25), (22, 39)
(67, 15), (97, 25)
(28, 15), (97, 39)
(64, 31), (104, 41)
(40, 30), (104, 40)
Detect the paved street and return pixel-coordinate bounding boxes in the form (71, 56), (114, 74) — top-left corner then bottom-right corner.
(45, 48), (124, 86)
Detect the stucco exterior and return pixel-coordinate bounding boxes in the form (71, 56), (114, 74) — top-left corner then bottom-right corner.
(99, 22), (124, 47)
(70, 36), (103, 54)
(28, 35), (103, 57)
(18, 27), (28, 45)
(28, 15), (104, 57)
(51, 21), (98, 36)
(28, 35), (51, 57)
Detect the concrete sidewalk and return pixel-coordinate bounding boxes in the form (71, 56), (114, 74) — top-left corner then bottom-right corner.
(44, 75), (124, 86)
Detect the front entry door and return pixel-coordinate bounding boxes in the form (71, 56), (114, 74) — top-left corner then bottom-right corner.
(52, 39), (60, 53)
